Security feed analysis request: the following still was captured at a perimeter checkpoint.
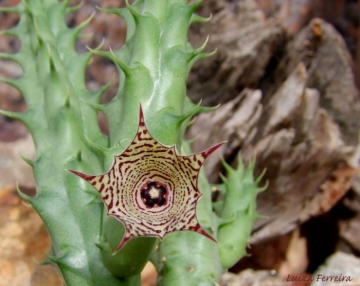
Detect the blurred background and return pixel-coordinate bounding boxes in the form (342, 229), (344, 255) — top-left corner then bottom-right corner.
(1, 0), (360, 285)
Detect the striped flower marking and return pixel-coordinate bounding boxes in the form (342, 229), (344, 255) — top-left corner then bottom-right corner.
(70, 107), (223, 251)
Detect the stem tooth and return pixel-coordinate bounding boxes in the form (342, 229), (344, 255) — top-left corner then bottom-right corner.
(21, 155), (35, 168)
(83, 133), (110, 155)
(193, 35), (209, 55)
(17, 183), (35, 203)
(125, 0), (140, 22)
(188, 48), (217, 71)
(46, 254), (66, 266)
(92, 81), (111, 103)
(109, 48), (132, 76)
(190, 13), (212, 24)
(0, 5), (21, 13)
(0, 53), (22, 66)
(81, 98), (105, 112)
(65, 0), (85, 14)
(0, 109), (25, 122)
(75, 12), (95, 35)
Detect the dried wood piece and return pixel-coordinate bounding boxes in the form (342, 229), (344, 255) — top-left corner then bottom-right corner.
(305, 163), (356, 218)
(188, 0), (286, 105)
(254, 63), (307, 138)
(242, 81), (354, 243)
(273, 18), (360, 146)
(189, 59), (357, 243)
(188, 0), (359, 245)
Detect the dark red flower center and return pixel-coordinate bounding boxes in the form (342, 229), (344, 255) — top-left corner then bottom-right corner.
(140, 181), (168, 208)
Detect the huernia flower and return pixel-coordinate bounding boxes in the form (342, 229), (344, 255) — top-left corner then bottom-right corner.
(70, 107), (223, 251)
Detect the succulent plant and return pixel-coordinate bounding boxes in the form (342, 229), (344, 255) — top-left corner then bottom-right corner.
(0, 0), (265, 285)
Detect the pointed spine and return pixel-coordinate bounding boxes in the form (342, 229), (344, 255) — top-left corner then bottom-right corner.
(17, 183), (35, 203)
(0, 53), (22, 66)
(0, 5), (21, 13)
(0, 109), (26, 122)
(65, 0), (83, 14)
(109, 48), (132, 76)
(21, 155), (35, 168)
(81, 99), (105, 112)
(187, 48), (217, 74)
(125, 0), (140, 23)
(190, 13), (212, 24)
(74, 12), (95, 36)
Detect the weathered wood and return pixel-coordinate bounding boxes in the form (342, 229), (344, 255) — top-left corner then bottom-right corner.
(188, 0), (286, 105)
(187, 0), (359, 245)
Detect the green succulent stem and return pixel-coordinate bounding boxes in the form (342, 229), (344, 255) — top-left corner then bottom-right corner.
(103, 0), (209, 149)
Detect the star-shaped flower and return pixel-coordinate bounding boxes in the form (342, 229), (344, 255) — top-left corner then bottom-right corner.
(70, 107), (223, 251)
